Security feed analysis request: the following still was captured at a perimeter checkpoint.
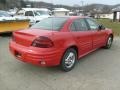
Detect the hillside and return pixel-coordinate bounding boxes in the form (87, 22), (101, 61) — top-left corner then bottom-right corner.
(0, 0), (120, 13)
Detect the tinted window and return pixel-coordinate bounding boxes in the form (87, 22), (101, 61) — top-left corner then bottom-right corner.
(25, 11), (34, 16)
(71, 19), (88, 31)
(70, 23), (76, 31)
(31, 17), (68, 30)
(86, 18), (99, 30)
(16, 10), (24, 15)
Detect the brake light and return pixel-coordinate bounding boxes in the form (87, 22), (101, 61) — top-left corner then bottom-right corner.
(32, 36), (54, 48)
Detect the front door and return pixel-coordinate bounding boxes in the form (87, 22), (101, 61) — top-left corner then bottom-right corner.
(85, 18), (107, 49)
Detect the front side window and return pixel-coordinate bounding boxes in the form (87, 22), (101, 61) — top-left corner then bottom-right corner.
(86, 18), (99, 30)
(31, 17), (68, 31)
(16, 10), (24, 15)
(71, 18), (88, 31)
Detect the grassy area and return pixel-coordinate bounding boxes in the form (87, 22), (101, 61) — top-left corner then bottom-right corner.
(97, 19), (120, 36)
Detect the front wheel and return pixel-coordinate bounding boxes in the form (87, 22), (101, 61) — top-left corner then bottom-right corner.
(60, 48), (77, 72)
(104, 35), (113, 49)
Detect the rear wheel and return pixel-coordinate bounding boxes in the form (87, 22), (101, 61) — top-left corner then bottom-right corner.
(104, 35), (113, 49)
(60, 48), (77, 72)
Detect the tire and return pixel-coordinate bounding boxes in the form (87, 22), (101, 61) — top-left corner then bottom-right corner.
(104, 35), (113, 49)
(60, 48), (77, 72)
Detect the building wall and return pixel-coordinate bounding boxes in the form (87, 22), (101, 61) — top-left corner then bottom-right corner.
(95, 13), (120, 20)
(54, 11), (69, 16)
(95, 14), (113, 19)
(116, 12), (120, 20)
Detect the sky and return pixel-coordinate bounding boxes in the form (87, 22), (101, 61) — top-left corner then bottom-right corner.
(29, 0), (120, 6)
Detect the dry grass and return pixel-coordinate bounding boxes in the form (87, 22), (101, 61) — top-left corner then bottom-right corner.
(97, 19), (120, 36)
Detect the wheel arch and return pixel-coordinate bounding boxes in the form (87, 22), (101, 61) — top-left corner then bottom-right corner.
(108, 33), (114, 41)
(63, 45), (79, 60)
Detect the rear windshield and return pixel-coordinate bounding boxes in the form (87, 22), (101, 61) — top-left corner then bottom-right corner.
(31, 17), (68, 31)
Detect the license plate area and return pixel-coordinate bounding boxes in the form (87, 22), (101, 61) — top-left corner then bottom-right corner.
(15, 51), (22, 58)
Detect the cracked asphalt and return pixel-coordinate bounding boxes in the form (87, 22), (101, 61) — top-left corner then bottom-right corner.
(0, 34), (120, 90)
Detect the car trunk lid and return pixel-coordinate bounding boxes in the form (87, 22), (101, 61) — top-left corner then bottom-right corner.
(13, 29), (56, 47)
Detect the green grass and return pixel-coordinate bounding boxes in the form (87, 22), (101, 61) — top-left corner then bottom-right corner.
(97, 19), (120, 36)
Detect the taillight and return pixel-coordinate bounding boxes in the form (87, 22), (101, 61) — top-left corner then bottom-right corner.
(32, 36), (54, 48)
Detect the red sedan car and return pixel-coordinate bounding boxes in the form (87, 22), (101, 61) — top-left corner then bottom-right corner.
(9, 16), (113, 71)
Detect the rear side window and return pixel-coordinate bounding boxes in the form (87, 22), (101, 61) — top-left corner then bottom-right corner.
(86, 18), (99, 30)
(70, 23), (76, 31)
(71, 18), (88, 31)
(25, 11), (34, 16)
(31, 17), (68, 31)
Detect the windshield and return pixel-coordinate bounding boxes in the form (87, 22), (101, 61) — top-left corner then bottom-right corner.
(34, 10), (49, 16)
(31, 17), (68, 30)
(0, 11), (11, 17)
(16, 10), (24, 15)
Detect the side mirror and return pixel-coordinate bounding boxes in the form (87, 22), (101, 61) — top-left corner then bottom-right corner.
(98, 25), (105, 30)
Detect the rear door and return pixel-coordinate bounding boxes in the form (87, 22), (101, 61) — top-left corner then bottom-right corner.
(85, 18), (107, 49)
(70, 18), (93, 57)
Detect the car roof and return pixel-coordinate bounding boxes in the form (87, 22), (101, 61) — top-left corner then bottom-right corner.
(49, 16), (89, 20)
(21, 8), (49, 11)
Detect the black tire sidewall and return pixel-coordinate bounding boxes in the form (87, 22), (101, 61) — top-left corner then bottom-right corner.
(60, 48), (77, 72)
(105, 36), (113, 49)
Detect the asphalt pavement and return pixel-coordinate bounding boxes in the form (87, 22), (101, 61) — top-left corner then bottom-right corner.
(0, 34), (120, 90)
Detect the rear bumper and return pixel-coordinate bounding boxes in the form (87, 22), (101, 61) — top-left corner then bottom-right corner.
(9, 40), (63, 67)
